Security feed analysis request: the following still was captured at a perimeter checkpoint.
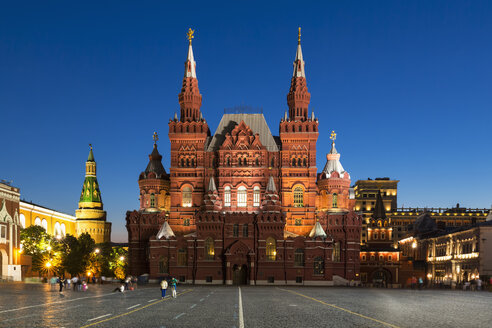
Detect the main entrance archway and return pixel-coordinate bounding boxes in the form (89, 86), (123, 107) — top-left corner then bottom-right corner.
(232, 264), (248, 285)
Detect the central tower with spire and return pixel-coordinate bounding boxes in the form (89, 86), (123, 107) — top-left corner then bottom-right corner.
(280, 28), (319, 236)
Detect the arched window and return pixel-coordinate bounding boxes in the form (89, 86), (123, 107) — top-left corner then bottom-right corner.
(238, 157), (242, 166)
(270, 158), (274, 167)
(158, 257), (169, 273)
(381, 232), (385, 240)
(253, 186), (260, 207)
(34, 217), (41, 226)
(313, 256), (324, 275)
(233, 224), (239, 237)
(297, 158), (302, 166)
(332, 193), (338, 208)
(191, 158), (195, 167)
(373, 232), (378, 240)
(242, 224), (248, 237)
(182, 187), (192, 207)
(255, 158), (259, 166)
(303, 158), (307, 167)
(266, 237), (276, 261)
(177, 248), (187, 266)
(226, 157), (230, 166)
(377, 220), (382, 227)
(294, 249), (304, 267)
(61, 223), (66, 236)
(41, 219), (48, 232)
(237, 186), (247, 207)
(204, 237), (214, 260)
(54, 222), (61, 237)
(292, 158), (296, 166)
(180, 158), (184, 167)
(150, 193), (155, 208)
(186, 158), (190, 167)
(293, 187), (304, 207)
(224, 186), (231, 207)
(333, 242), (341, 262)
(19, 214), (26, 228)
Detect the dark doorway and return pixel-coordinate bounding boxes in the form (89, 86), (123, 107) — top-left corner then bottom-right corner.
(372, 269), (391, 288)
(232, 264), (248, 285)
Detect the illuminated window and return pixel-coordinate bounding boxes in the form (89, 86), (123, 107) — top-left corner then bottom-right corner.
(34, 217), (41, 226)
(54, 222), (61, 237)
(41, 219), (48, 232)
(19, 214), (25, 228)
(362, 255), (366, 261)
(253, 186), (260, 207)
(370, 255), (375, 261)
(266, 237), (276, 261)
(182, 187), (192, 207)
(177, 249), (187, 266)
(233, 224), (239, 237)
(205, 237), (214, 260)
(333, 242), (341, 262)
(150, 193), (155, 208)
(314, 256), (324, 275)
(242, 224), (248, 237)
(293, 187), (303, 207)
(61, 223), (66, 236)
(0, 226), (6, 239)
(224, 186), (231, 207)
(294, 249), (304, 267)
(388, 255), (392, 262)
(379, 255), (384, 261)
(158, 257), (168, 273)
(332, 193), (338, 208)
(237, 186), (247, 207)
(373, 232), (378, 240)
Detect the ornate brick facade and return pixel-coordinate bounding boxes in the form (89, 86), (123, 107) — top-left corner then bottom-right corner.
(126, 30), (362, 285)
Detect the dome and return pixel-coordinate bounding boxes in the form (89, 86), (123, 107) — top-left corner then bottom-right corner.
(139, 144), (168, 180)
(413, 212), (437, 234)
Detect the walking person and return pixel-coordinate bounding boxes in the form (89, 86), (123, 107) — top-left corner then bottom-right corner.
(58, 277), (65, 293)
(171, 277), (178, 298)
(160, 279), (168, 299)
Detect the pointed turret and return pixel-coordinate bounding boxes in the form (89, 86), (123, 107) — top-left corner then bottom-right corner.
(322, 131), (348, 179)
(372, 190), (387, 220)
(156, 220), (175, 240)
(262, 176), (280, 212)
(140, 132), (168, 180)
(203, 176), (221, 211)
(287, 27), (311, 122)
(75, 144), (111, 243)
(79, 144), (103, 209)
(309, 221), (327, 239)
(178, 28), (202, 122)
(266, 175), (277, 193)
(207, 176), (217, 192)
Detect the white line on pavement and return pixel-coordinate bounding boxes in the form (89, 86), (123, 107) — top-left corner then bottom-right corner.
(126, 304), (141, 310)
(0, 292), (115, 314)
(238, 287), (244, 328)
(148, 299), (158, 302)
(199, 298), (204, 302)
(190, 304), (197, 309)
(87, 314), (112, 322)
(174, 313), (185, 320)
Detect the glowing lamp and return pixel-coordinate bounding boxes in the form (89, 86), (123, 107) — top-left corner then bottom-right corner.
(45, 262), (52, 268)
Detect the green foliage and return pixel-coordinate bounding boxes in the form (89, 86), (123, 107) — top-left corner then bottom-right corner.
(61, 233), (95, 276)
(21, 226), (64, 276)
(20, 225), (51, 256)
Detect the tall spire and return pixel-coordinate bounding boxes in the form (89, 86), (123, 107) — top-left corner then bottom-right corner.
(79, 144), (103, 209)
(373, 190), (387, 220)
(287, 27), (310, 122)
(178, 28), (202, 122)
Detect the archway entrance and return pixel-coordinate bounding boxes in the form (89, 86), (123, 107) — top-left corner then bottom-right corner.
(372, 269), (391, 288)
(232, 264), (248, 285)
(0, 249), (8, 279)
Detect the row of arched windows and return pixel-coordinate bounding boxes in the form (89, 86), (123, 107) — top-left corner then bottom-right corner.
(179, 157), (196, 167)
(33, 217), (66, 237)
(291, 157), (308, 167)
(224, 186), (261, 207)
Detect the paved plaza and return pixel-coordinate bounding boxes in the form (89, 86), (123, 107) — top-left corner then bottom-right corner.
(0, 283), (491, 327)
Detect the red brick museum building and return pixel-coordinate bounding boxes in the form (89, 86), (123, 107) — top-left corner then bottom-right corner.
(126, 30), (362, 285)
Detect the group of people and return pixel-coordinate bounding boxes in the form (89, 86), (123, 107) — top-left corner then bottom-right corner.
(160, 277), (178, 299)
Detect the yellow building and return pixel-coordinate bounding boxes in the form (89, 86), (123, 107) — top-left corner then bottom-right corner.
(19, 201), (77, 237)
(19, 145), (112, 244)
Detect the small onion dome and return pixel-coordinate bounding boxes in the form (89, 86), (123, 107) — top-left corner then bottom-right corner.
(139, 144), (168, 180)
(321, 141), (349, 179)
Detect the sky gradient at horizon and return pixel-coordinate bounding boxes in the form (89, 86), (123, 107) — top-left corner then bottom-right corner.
(1, 1), (491, 242)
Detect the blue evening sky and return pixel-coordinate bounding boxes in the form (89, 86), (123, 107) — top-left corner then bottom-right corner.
(1, 1), (491, 242)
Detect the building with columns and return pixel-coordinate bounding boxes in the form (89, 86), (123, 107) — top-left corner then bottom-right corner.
(0, 181), (22, 281)
(126, 29), (362, 285)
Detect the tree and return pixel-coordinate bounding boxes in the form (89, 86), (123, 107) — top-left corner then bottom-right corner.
(61, 233), (95, 276)
(21, 226), (63, 277)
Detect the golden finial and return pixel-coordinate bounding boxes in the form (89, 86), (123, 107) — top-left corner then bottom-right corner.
(298, 27), (301, 44)
(187, 28), (195, 44)
(330, 130), (337, 142)
(89, 143), (92, 150)
(153, 131), (159, 144)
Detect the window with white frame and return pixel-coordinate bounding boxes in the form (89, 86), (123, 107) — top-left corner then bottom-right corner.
(54, 222), (61, 237)
(253, 186), (260, 206)
(182, 187), (192, 207)
(224, 186), (231, 207)
(20, 214), (26, 228)
(34, 217), (41, 226)
(237, 186), (247, 207)
(61, 223), (66, 236)
(0, 225), (6, 239)
(41, 219), (48, 232)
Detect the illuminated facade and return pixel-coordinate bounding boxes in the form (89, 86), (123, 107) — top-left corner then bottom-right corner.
(399, 211), (492, 287)
(126, 29), (362, 285)
(19, 201), (76, 237)
(0, 182), (22, 281)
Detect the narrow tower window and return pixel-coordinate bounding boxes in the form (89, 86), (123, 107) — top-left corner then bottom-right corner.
(237, 186), (247, 207)
(332, 193), (338, 208)
(182, 187), (192, 207)
(150, 193), (155, 208)
(224, 186), (231, 207)
(253, 186), (260, 207)
(293, 187), (304, 207)
(266, 237), (276, 261)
